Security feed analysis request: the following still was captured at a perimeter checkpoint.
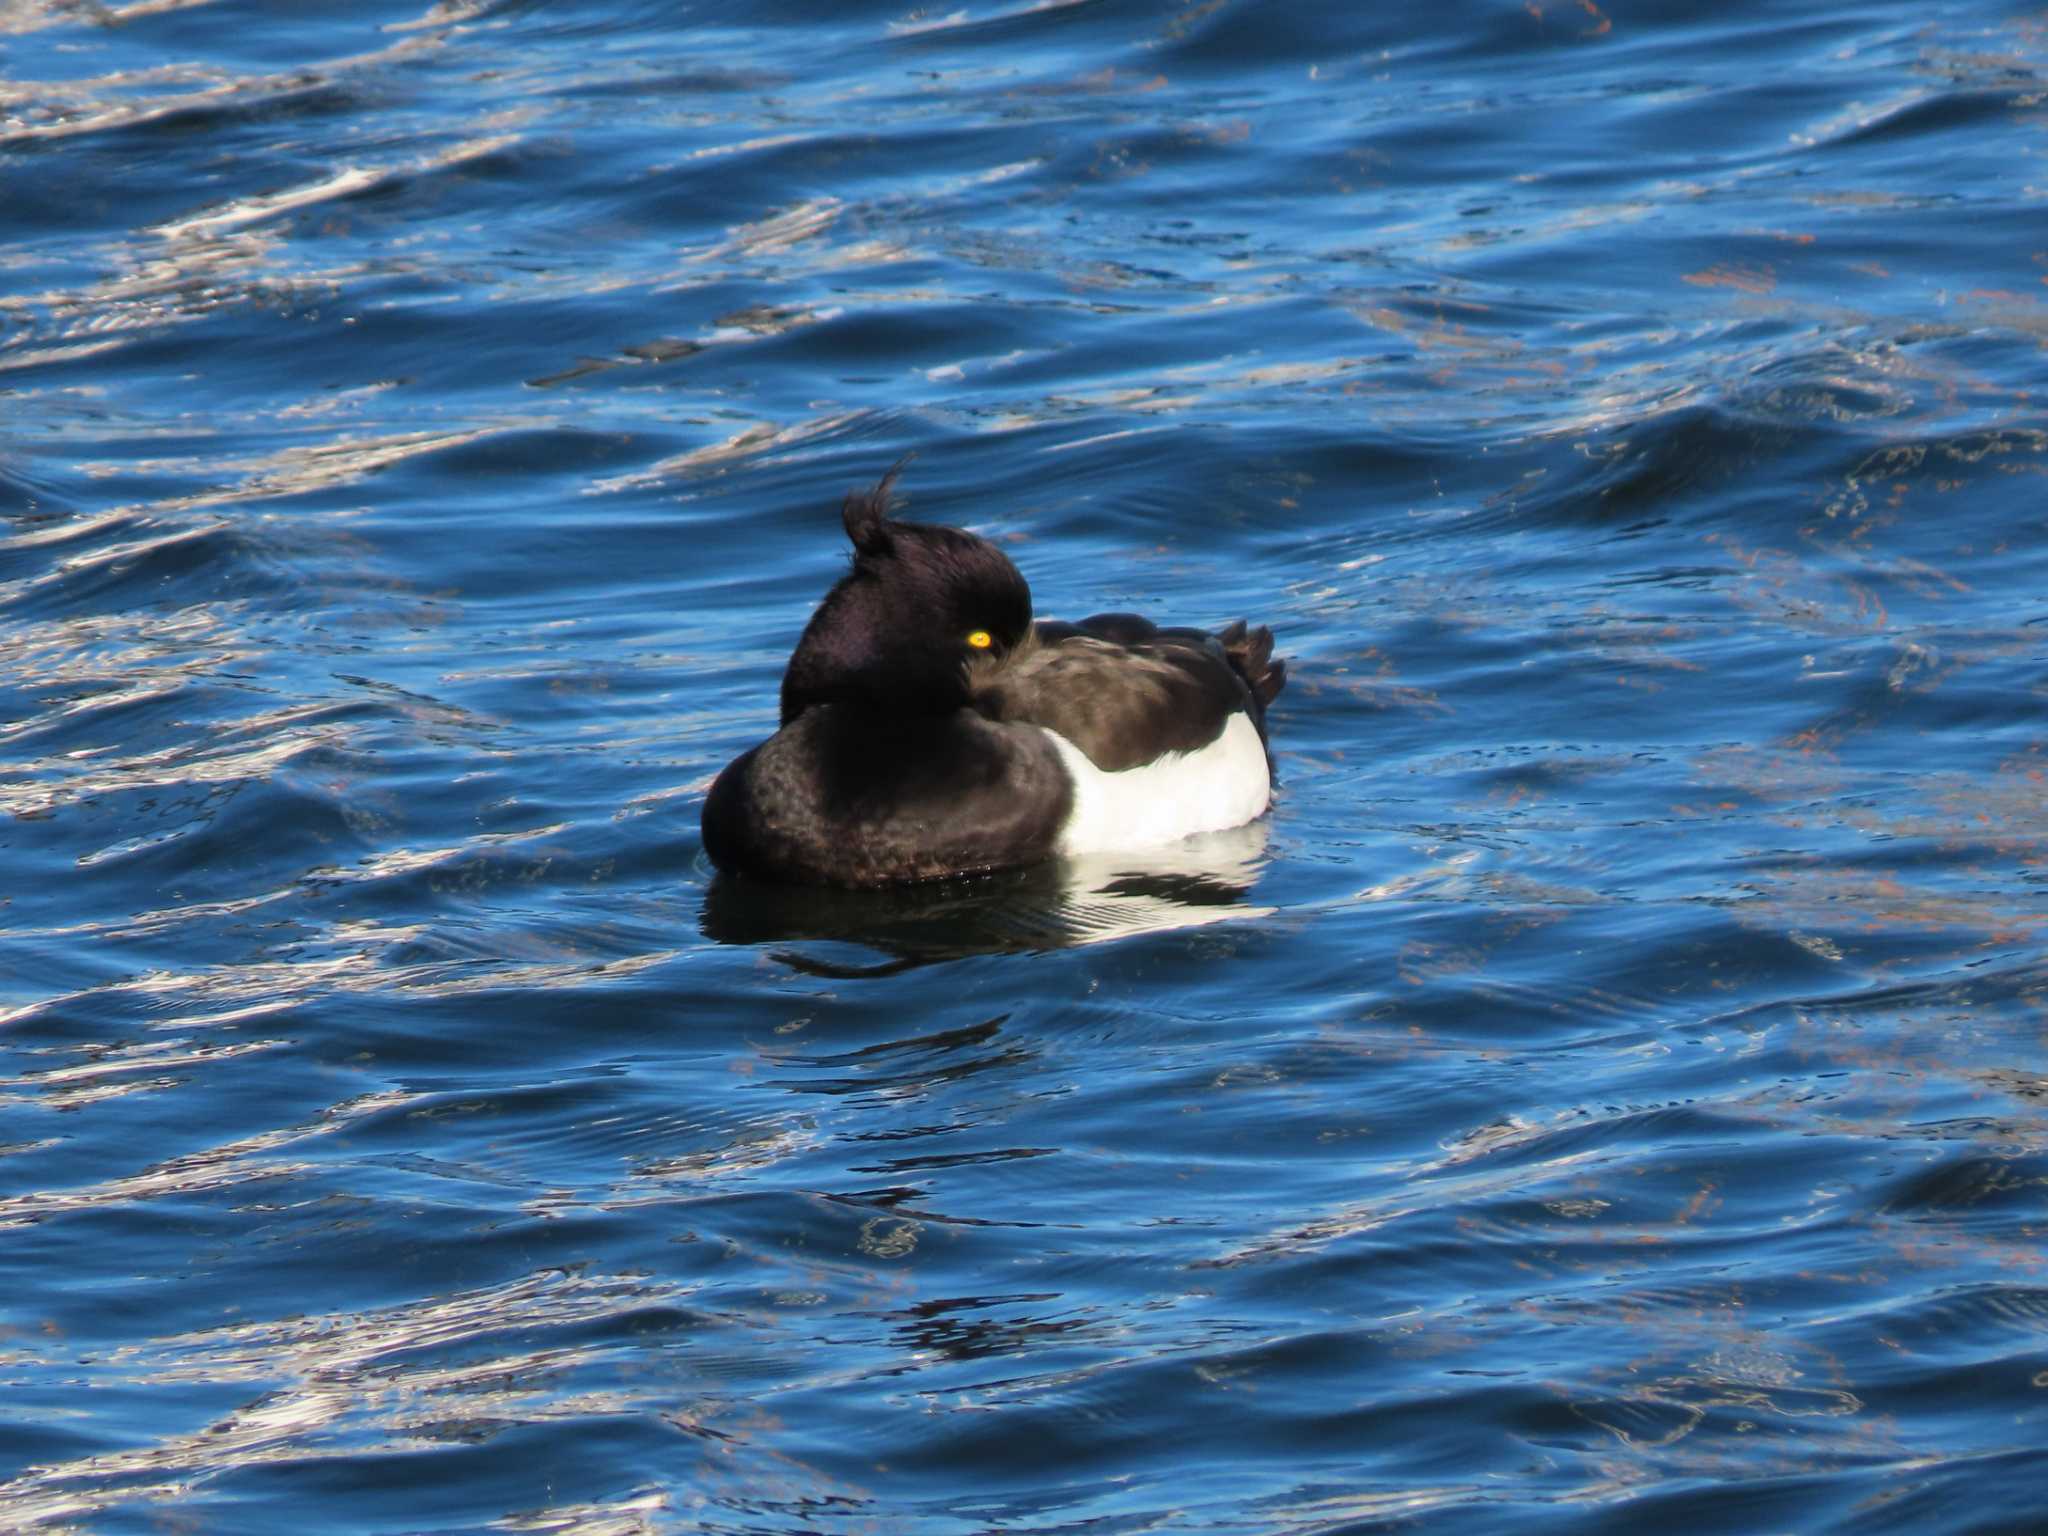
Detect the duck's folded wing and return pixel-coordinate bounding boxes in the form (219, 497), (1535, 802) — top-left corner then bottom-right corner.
(973, 614), (1260, 773)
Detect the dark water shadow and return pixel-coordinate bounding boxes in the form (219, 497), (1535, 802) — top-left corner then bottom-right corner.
(700, 823), (1274, 975)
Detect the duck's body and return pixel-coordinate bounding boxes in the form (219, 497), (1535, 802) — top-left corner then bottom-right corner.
(702, 470), (1285, 888)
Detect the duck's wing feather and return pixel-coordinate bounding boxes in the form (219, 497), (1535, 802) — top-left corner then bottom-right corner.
(973, 612), (1282, 773)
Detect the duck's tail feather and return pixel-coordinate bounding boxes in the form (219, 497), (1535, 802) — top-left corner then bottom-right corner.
(1217, 619), (1286, 712)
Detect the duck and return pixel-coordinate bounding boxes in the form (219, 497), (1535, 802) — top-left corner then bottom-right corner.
(701, 466), (1286, 888)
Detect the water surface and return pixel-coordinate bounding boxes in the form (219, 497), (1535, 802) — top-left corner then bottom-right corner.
(4, 1), (2048, 1531)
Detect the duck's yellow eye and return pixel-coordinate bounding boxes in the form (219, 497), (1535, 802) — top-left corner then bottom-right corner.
(966, 629), (993, 650)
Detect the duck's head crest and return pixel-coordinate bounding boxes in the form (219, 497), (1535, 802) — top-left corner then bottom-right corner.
(841, 461), (903, 557)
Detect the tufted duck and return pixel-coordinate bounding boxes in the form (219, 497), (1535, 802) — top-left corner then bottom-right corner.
(701, 467), (1285, 887)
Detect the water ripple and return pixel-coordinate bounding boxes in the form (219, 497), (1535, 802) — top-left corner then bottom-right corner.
(4, 1), (2048, 1531)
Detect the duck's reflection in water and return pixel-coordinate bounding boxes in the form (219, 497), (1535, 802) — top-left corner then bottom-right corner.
(700, 821), (1274, 975)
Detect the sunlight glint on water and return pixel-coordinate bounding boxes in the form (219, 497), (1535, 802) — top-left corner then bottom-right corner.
(3, 1), (2047, 1531)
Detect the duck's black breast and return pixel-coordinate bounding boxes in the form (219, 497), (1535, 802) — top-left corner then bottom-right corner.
(971, 613), (1264, 773)
(701, 704), (1073, 888)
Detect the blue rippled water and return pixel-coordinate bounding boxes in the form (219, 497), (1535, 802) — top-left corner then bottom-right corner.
(5, 1), (2048, 1530)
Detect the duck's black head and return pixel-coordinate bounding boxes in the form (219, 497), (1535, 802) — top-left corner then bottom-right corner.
(779, 468), (1034, 724)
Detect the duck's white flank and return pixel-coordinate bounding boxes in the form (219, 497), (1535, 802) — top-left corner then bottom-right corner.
(1044, 710), (1271, 856)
